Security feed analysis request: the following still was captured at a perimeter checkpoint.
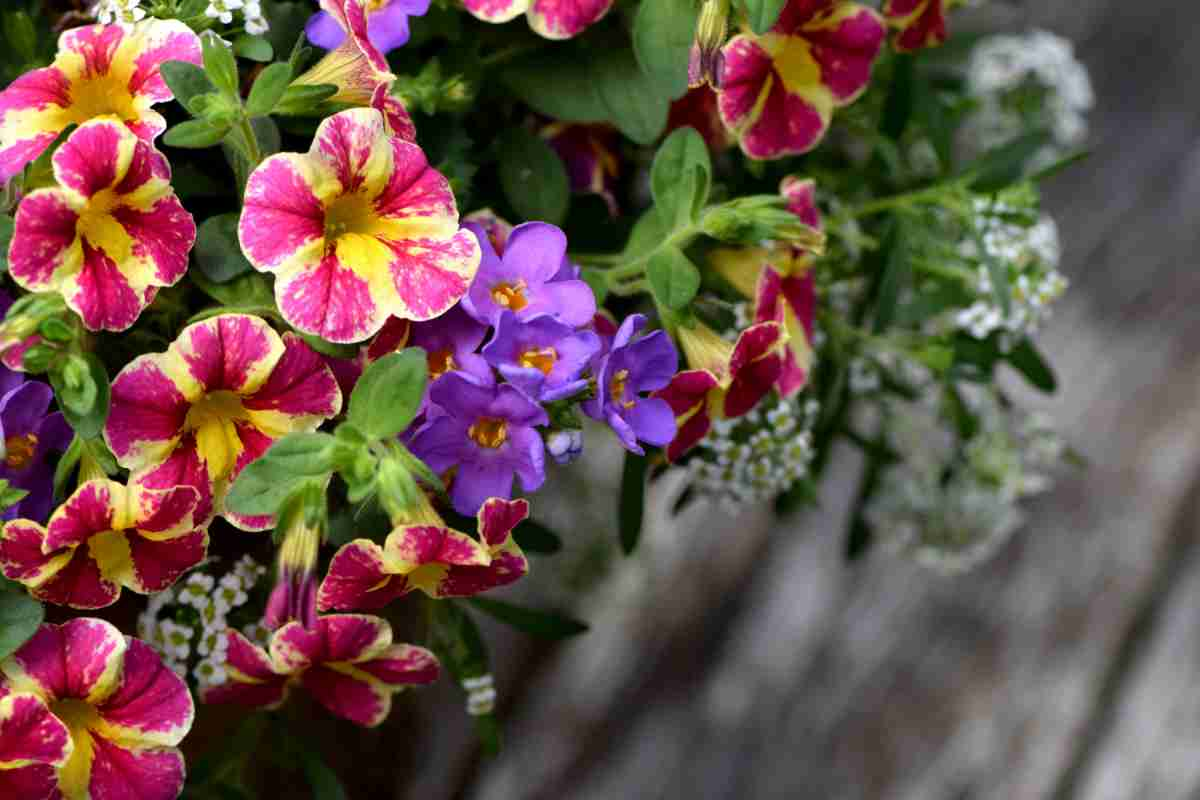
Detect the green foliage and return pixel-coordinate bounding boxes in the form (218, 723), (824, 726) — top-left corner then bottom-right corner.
(650, 127), (712, 229)
(348, 350), (428, 441)
(633, 0), (698, 100)
(0, 585), (43, 661)
(245, 62), (293, 117)
(739, 0), (788, 34)
(194, 213), (253, 283)
(202, 32), (241, 99)
(225, 433), (341, 517)
(647, 247), (701, 312)
(496, 128), (570, 225)
(49, 353), (109, 439)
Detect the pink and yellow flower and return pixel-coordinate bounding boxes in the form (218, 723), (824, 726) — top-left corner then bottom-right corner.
(104, 314), (342, 530)
(709, 176), (821, 397)
(318, 496), (529, 611)
(202, 614), (439, 727)
(0, 618), (194, 800)
(718, 0), (885, 160)
(239, 108), (480, 343)
(8, 117), (195, 332)
(463, 0), (612, 40)
(655, 321), (784, 461)
(0, 20), (201, 182)
(884, 0), (948, 53)
(0, 479), (203, 609)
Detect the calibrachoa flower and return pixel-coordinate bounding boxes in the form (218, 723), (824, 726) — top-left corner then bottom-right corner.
(540, 122), (621, 216)
(483, 312), (601, 402)
(655, 321), (784, 461)
(410, 372), (548, 516)
(0, 377), (71, 523)
(239, 108), (480, 343)
(463, 0), (613, 41)
(307, 0), (432, 54)
(462, 222), (595, 328)
(583, 313), (678, 456)
(883, 0), (948, 53)
(0, 479), (203, 609)
(104, 314), (342, 530)
(0, 20), (201, 182)
(0, 618), (193, 800)
(319, 496), (529, 610)
(718, 0), (885, 159)
(9, 117), (196, 332)
(710, 176), (821, 397)
(202, 614), (439, 727)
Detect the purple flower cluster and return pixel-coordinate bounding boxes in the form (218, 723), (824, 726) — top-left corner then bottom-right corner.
(407, 221), (678, 515)
(306, 0), (432, 54)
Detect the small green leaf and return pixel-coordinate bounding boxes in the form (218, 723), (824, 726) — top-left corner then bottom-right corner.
(622, 207), (669, 261)
(348, 350), (428, 440)
(52, 435), (82, 502)
(225, 432), (338, 516)
(234, 34), (274, 62)
(0, 591), (43, 660)
(194, 213), (253, 283)
(650, 127), (711, 228)
(50, 354), (109, 439)
(1029, 148), (1090, 183)
(647, 246), (701, 312)
(3, 11), (36, 64)
(164, 119), (230, 149)
(202, 31), (241, 99)
(274, 83), (338, 116)
(618, 451), (647, 554)
(191, 270), (275, 308)
(512, 518), (563, 555)
(161, 60), (216, 115)
(740, 0), (788, 34)
(466, 597), (588, 640)
(301, 753), (347, 800)
(245, 62), (293, 116)
(963, 130), (1051, 193)
(495, 127), (569, 225)
(872, 220), (910, 333)
(1006, 338), (1058, 393)
(632, 0), (697, 100)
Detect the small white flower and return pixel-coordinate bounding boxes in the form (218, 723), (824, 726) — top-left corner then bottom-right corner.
(159, 620), (195, 661)
(194, 658), (229, 687)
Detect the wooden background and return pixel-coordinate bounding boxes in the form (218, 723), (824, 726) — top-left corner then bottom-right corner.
(325, 2), (1200, 797)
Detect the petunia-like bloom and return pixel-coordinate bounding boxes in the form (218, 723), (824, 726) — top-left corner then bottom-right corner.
(718, 0), (885, 160)
(541, 122), (621, 216)
(0, 378), (71, 523)
(307, 0), (431, 54)
(709, 175), (820, 398)
(463, 0), (612, 41)
(884, 0), (948, 53)
(655, 320), (784, 461)
(461, 222), (595, 329)
(104, 314), (342, 530)
(0, 19), (201, 182)
(482, 312), (600, 402)
(409, 304), (491, 387)
(0, 479), (204, 609)
(0, 618), (193, 800)
(202, 613), (439, 727)
(293, 0), (416, 140)
(8, 117), (196, 332)
(239, 108), (480, 343)
(583, 313), (678, 456)
(410, 372), (548, 516)
(319, 495), (529, 610)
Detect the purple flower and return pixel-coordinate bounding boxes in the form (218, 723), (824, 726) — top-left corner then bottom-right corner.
(462, 222), (595, 328)
(410, 372), (548, 516)
(541, 122), (621, 217)
(1, 379), (72, 522)
(583, 314), (678, 455)
(482, 312), (600, 402)
(306, 0), (432, 54)
(409, 305), (491, 386)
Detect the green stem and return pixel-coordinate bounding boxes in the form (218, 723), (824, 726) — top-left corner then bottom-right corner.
(602, 221), (702, 288)
(236, 115), (262, 171)
(480, 43), (542, 67)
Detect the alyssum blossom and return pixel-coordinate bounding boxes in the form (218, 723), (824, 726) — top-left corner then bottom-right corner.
(104, 314), (342, 530)
(0, 618), (193, 800)
(0, 19), (201, 182)
(463, 0), (613, 41)
(8, 116), (196, 332)
(239, 107), (480, 343)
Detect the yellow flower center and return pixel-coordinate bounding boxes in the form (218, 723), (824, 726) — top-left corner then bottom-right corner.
(518, 346), (556, 375)
(610, 369), (635, 409)
(490, 281), (529, 312)
(75, 188), (128, 257)
(184, 390), (249, 479)
(66, 76), (137, 125)
(427, 348), (455, 378)
(468, 416), (508, 449)
(367, 0), (389, 10)
(4, 433), (38, 470)
(50, 698), (101, 800)
(405, 562), (449, 596)
(323, 192), (380, 243)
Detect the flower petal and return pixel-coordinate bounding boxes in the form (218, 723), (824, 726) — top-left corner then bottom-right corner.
(724, 321), (783, 417)
(277, 250), (390, 343)
(477, 497), (528, 548)
(383, 228), (480, 322)
(0, 66), (72, 183)
(0, 521), (71, 589)
(201, 632), (289, 710)
(352, 643), (439, 687)
(123, 529), (207, 593)
(105, 353), (190, 473)
(0, 692), (71, 769)
(803, 4), (886, 102)
(86, 736), (185, 800)
(318, 614), (393, 663)
(1, 619), (125, 704)
(300, 664), (392, 727)
(317, 540), (407, 612)
(239, 153), (331, 274)
(0, 764), (58, 800)
(527, 0), (613, 40)
(242, 333), (343, 433)
(313, 106), (394, 197)
(94, 639), (193, 747)
(131, 436), (214, 526)
(51, 117), (135, 199)
(463, 0), (530, 24)
(8, 190), (81, 292)
(171, 314), (286, 397)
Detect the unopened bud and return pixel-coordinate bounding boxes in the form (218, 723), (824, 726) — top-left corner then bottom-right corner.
(545, 429), (583, 465)
(689, 0), (730, 89)
(20, 343), (58, 374)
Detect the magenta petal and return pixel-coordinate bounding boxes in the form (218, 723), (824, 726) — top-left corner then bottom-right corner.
(86, 735), (185, 800)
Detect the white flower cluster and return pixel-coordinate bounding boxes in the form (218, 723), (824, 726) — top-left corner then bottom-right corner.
(92, 0), (146, 25)
(205, 1), (270, 34)
(137, 555), (268, 689)
(964, 30), (1094, 169)
(866, 392), (1066, 573)
(954, 201), (1067, 346)
(688, 393), (819, 512)
(463, 674), (497, 716)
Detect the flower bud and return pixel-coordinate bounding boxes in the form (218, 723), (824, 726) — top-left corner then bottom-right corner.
(19, 342), (58, 374)
(689, 0), (730, 89)
(265, 486), (326, 630)
(545, 429), (583, 465)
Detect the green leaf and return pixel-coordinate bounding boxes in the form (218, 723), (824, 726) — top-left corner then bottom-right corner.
(52, 435), (82, 502)
(963, 130), (1050, 193)
(264, 1), (313, 63)
(466, 597), (588, 640)
(50, 354), (109, 439)
(622, 208), (669, 261)
(650, 127), (711, 229)
(274, 84), (339, 116)
(301, 753), (347, 800)
(161, 60), (215, 115)
(872, 220), (910, 333)
(880, 54), (914, 140)
(194, 213), (253, 283)
(348, 350), (428, 440)
(0, 591), (43, 660)
(223, 116), (281, 189)
(164, 119), (230, 149)
(632, 0), (697, 100)
(234, 34), (274, 63)
(429, 599), (490, 681)
(495, 127), (569, 225)
(512, 518), (563, 555)
(1029, 148), (1090, 183)
(594, 48), (671, 145)
(647, 246), (701, 312)
(1006, 338), (1058, 393)
(740, 0), (788, 34)
(191, 270), (275, 308)
(225, 432), (338, 516)
(202, 31), (240, 99)
(0, 215), (13, 273)
(618, 451), (647, 554)
(245, 62), (293, 116)
(3, 11), (36, 64)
